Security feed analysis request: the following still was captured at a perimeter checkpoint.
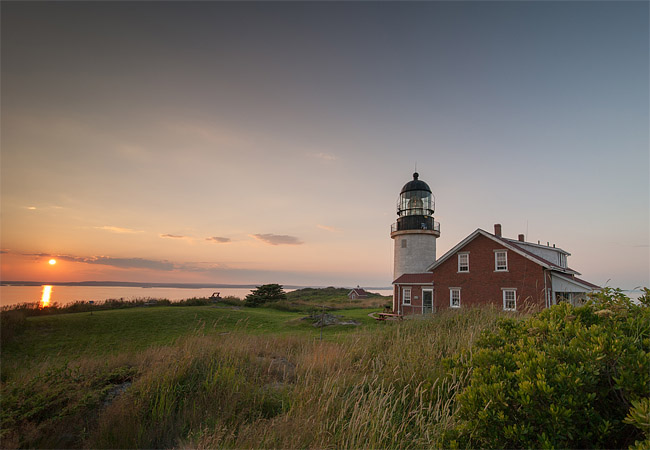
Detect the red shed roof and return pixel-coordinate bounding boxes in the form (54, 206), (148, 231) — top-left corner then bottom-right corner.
(393, 273), (435, 284)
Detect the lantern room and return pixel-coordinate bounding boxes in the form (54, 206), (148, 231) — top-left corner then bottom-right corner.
(394, 172), (438, 232)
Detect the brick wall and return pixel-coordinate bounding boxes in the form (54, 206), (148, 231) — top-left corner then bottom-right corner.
(431, 234), (547, 311)
(393, 284), (434, 314)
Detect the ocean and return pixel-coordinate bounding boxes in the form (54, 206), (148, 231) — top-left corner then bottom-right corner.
(0, 285), (394, 308)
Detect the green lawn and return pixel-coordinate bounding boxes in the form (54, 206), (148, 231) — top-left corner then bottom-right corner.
(2, 305), (381, 372)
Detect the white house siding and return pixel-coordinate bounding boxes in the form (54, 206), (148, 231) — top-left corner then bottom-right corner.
(515, 242), (568, 267)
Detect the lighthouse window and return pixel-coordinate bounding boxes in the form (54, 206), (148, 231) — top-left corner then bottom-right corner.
(402, 288), (411, 305)
(458, 253), (469, 272)
(401, 239), (407, 248)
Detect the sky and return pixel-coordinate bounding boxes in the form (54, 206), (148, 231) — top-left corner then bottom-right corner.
(1, 1), (648, 289)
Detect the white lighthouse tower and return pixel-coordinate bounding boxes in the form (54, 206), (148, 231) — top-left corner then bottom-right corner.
(390, 172), (440, 280)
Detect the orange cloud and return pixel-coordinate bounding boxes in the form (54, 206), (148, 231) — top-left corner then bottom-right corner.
(252, 234), (303, 246)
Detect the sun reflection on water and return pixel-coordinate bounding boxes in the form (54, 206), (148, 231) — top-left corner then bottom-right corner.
(40, 285), (53, 307)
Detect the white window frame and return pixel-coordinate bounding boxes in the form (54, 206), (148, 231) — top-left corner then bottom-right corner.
(449, 288), (461, 308)
(402, 287), (411, 305)
(502, 288), (517, 311)
(494, 250), (508, 272)
(458, 252), (469, 273)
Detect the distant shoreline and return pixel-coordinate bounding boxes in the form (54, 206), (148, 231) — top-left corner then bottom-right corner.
(1, 281), (392, 290)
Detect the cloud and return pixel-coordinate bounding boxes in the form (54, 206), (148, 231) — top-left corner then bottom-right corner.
(317, 224), (342, 233)
(206, 236), (231, 243)
(160, 234), (188, 239)
(311, 152), (338, 161)
(252, 234), (303, 246)
(23, 205), (63, 211)
(95, 226), (143, 234)
(57, 255), (175, 271)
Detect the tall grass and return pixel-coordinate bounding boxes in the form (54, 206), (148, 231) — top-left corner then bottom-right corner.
(2, 306), (513, 449)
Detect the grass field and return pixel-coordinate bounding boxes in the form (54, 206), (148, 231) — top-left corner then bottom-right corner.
(1, 305), (381, 378)
(1, 302), (511, 449)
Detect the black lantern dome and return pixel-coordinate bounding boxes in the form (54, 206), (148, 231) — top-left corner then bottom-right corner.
(395, 172), (436, 231)
(400, 172), (431, 195)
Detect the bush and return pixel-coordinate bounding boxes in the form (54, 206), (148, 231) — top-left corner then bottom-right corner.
(443, 288), (650, 449)
(216, 295), (245, 306)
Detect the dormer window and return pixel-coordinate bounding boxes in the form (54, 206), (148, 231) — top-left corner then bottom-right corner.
(458, 253), (469, 272)
(495, 250), (508, 271)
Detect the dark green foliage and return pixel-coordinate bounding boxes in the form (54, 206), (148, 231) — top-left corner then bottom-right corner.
(443, 287), (650, 449)
(0, 310), (27, 344)
(245, 284), (287, 307)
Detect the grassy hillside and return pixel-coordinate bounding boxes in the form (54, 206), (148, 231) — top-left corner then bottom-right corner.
(3, 288), (647, 449)
(1, 305), (506, 449)
(285, 287), (390, 309)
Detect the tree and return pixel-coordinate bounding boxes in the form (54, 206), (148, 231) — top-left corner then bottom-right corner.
(244, 284), (287, 307)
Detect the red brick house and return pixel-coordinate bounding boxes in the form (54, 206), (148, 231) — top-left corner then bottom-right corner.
(392, 224), (600, 315)
(348, 287), (369, 300)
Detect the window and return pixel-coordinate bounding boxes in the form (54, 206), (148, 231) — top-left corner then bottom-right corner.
(403, 288), (411, 305)
(401, 239), (407, 248)
(450, 288), (461, 308)
(458, 253), (469, 272)
(495, 250), (508, 271)
(503, 289), (517, 311)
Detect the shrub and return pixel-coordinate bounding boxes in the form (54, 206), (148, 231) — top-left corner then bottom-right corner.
(216, 295), (245, 306)
(443, 287), (650, 449)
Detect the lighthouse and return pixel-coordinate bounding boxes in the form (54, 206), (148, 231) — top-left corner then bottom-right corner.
(390, 172), (440, 280)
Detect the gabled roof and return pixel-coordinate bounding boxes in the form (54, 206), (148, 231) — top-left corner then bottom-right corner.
(348, 288), (369, 297)
(427, 228), (579, 274)
(393, 273), (435, 284)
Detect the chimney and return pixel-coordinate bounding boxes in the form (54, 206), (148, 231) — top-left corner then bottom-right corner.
(494, 224), (502, 237)
(518, 234), (525, 242)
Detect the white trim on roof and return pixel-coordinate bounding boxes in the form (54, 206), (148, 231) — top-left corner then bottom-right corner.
(502, 238), (571, 255)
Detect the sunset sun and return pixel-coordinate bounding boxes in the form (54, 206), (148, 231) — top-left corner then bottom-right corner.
(48, 259), (57, 265)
